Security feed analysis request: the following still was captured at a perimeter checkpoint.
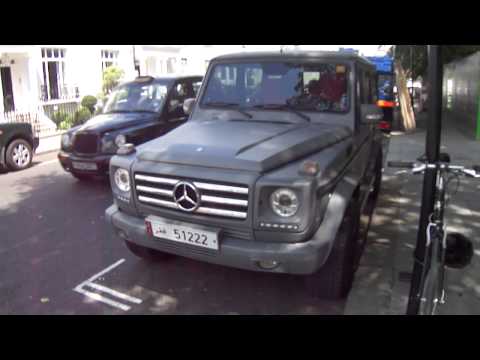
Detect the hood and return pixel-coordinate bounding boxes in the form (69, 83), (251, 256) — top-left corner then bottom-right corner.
(74, 112), (158, 134)
(136, 119), (352, 173)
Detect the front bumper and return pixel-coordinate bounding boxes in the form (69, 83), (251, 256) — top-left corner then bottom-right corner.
(58, 150), (112, 176)
(105, 204), (332, 275)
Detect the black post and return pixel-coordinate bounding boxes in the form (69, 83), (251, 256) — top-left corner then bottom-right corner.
(406, 45), (443, 315)
(133, 45), (140, 77)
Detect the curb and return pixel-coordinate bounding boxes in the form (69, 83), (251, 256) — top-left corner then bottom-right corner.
(36, 148), (60, 156)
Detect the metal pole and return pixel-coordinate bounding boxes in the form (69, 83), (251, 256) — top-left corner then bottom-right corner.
(406, 45), (443, 315)
(133, 45), (140, 77)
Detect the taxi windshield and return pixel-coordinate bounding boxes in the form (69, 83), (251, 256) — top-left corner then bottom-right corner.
(104, 81), (169, 114)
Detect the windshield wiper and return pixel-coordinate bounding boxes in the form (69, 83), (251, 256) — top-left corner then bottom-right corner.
(252, 104), (311, 123)
(203, 101), (253, 119)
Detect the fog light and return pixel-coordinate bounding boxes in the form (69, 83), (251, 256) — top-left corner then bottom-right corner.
(257, 260), (280, 270)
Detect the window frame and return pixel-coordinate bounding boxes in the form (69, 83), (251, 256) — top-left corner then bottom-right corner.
(40, 47), (67, 101)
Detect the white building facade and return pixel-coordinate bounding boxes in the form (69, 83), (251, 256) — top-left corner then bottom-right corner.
(0, 44), (391, 127)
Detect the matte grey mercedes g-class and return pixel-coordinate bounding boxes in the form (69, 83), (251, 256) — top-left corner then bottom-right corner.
(105, 51), (385, 299)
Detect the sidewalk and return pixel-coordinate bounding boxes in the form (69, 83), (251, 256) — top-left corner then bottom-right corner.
(35, 132), (63, 155)
(345, 111), (480, 314)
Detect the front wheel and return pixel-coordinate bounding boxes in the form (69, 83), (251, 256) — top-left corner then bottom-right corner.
(418, 229), (445, 315)
(304, 198), (361, 299)
(6, 139), (33, 171)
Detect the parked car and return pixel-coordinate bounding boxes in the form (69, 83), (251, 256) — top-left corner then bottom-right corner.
(0, 122), (39, 171)
(105, 51), (384, 299)
(58, 75), (203, 180)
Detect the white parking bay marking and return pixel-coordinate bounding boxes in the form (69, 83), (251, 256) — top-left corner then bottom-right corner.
(73, 259), (143, 311)
(84, 282), (142, 304)
(75, 258), (126, 288)
(75, 287), (132, 311)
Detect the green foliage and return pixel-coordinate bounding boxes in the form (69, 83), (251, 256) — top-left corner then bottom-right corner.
(390, 45), (480, 79)
(73, 106), (92, 127)
(59, 114), (74, 130)
(102, 66), (124, 94)
(81, 95), (97, 114)
(51, 111), (69, 128)
(95, 92), (108, 115)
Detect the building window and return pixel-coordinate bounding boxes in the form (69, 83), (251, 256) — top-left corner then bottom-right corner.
(101, 50), (119, 72)
(40, 47), (67, 101)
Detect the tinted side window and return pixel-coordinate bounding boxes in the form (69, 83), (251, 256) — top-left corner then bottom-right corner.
(192, 81), (202, 97)
(359, 68), (377, 104)
(171, 81), (190, 102)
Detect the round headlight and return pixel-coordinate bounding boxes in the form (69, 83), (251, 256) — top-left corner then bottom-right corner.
(114, 168), (130, 192)
(115, 134), (126, 147)
(61, 133), (71, 148)
(270, 188), (299, 217)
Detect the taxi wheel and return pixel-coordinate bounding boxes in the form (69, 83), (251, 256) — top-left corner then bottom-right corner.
(304, 197), (360, 299)
(6, 139), (33, 171)
(125, 241), (174, 262)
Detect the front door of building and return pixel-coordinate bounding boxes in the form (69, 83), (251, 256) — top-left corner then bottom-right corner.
(1, 67), (15, 112)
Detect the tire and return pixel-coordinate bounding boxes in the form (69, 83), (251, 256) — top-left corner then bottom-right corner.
(125, 240), (174, 262)
(369, 151), (383, 206)
(6, 139), (33, 171)
(304, 198), (361, 299)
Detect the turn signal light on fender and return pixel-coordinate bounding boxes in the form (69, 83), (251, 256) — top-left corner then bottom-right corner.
(300, 160), (319, 176)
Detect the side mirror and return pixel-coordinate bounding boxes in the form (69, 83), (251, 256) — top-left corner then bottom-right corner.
(361, 104), (383, 124)
(183, 98), (196, 116)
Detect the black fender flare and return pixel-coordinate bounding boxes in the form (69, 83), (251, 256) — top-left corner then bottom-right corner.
(311, 168), (363, 268)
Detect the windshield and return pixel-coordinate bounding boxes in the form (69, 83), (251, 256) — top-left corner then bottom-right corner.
(104, 81), (169, 113)
(201, 62), (350, 114)
(378, 74), (394, 100)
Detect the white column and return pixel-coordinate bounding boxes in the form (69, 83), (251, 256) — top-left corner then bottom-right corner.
(27, 54), (41, 108)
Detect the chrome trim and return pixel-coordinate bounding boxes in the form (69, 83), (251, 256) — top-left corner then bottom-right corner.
(196, 207), (247, 219)
(193, 181), (249, 195)
(135, 174), (178, 185)
(137, 196), (247, 219)
(201, 195), (248, 207)
(136, 185), (173, 197)
(138, 196), (177, 209)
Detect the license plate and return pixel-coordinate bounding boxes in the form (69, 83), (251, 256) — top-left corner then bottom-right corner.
(146, 216), (219, 251)
(72, 161), (97, 171)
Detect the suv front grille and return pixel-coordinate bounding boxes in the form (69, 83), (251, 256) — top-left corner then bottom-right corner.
(73, 133), (98, 154)
(134, 173), (249, 220)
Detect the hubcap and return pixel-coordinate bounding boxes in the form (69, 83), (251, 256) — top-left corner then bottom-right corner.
(12, 144), (30, 168)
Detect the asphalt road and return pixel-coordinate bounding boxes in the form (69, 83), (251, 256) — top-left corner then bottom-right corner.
(0, 152), (346, 314)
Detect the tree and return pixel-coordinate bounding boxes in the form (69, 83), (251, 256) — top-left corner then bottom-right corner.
(390, 45), (480, 80)
(388, 45), (480, 131)
(102, 66), (124, 94)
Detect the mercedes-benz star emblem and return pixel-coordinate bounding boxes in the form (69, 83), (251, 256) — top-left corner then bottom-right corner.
(173, 181), (200, 212)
